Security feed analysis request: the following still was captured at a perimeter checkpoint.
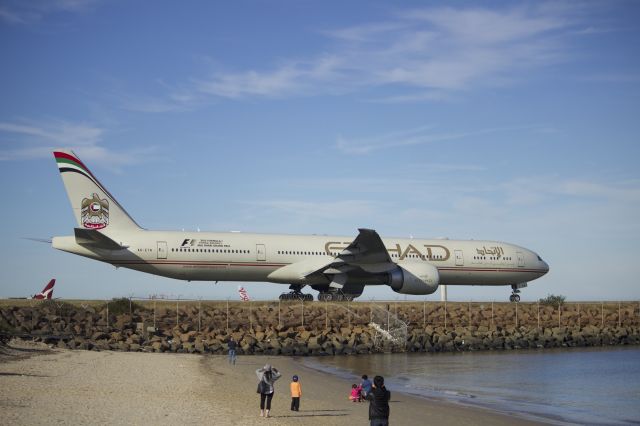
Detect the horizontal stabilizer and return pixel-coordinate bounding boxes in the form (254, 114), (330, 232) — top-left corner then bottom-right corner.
(74, 228), (127, 250)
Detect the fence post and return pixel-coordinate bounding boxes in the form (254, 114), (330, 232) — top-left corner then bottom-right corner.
(618, 302), (621, 328)
(226, 299), (229, 332)
(444, 301), (447, 331)
(515, 302), (518, 328)
(491, 301), (494, 329)
(558, 305), (561, 328)
(325, 300), (328, 330)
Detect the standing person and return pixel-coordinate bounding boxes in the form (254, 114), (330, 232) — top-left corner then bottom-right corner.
(366, 375), (390, 426)
(227, 337), (237, 365)
(290, 375), (301, 411)
(256, 364), (281, 418)
(361, 374), (373, 399)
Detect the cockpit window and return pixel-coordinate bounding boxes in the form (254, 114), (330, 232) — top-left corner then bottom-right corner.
(537, 255), (543, 261)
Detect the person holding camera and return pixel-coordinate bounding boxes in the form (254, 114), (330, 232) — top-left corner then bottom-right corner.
(256, 364), (281, 418)
(366, 375), (391, 426)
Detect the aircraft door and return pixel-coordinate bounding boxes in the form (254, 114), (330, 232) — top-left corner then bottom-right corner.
(256, 244), (266, 261)
(454, 250), (464, 266)
(157, 241), (167, 259)
(516, 251), (525, 267)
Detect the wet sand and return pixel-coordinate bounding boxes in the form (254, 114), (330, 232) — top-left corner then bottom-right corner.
(0, 341), (546, 425)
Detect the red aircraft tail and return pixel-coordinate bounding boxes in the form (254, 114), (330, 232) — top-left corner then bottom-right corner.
(33, 279), (55, 299)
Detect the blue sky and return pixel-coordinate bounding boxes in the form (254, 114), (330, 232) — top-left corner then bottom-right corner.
(1, 1), (639, 301)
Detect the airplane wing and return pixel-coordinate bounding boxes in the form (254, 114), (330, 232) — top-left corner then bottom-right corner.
(267, 229), (397, 288)
(305, 228), (396, 284)
(338, 228), (393, 265)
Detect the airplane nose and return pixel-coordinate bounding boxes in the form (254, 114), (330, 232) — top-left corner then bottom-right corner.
(542, 260), (550, 274)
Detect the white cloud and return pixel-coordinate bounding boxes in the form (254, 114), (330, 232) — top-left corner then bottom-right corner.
(196, 55), (344, 99)
(121, 3), (582, 107)
(336, 124), (536, 154)
(0, 119), (156, 171)
(191, 4), (577, 101)
(402, 6), (566, 44)
(0, 120), (103, 149)
(501, 176), (640, 206)
(0, 0), (99, 24)
(246, 199), (376, 221)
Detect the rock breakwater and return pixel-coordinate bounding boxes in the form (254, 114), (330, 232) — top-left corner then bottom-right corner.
(1, 300), (638, 355)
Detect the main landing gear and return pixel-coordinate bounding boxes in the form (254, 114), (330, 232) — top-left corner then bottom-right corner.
(317, 291), (356, 302)
(279, 284), (313, 301)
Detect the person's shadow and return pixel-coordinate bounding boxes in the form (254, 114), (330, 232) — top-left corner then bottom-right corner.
(272, 409), (349, 418)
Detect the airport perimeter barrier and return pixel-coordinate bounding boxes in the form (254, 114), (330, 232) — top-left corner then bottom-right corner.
(1, 299), (639, 336)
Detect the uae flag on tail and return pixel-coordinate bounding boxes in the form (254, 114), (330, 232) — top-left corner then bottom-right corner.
(238, 286), (249, 301)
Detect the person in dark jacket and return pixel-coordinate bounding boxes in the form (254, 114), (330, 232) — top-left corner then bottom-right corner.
(365, 375), (390, 426)
(227, 337), (237, 365)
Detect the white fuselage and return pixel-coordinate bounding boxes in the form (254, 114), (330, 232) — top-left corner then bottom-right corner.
(53, 230), (549, 287)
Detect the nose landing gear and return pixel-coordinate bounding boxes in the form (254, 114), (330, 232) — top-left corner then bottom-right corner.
(509, 283), (527, 302)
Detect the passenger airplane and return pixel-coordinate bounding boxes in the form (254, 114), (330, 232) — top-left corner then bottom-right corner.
(33, 279), (56, 300)
(51, 149), (548, 302)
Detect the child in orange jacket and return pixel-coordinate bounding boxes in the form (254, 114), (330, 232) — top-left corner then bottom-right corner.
(290, 375), (302, 411)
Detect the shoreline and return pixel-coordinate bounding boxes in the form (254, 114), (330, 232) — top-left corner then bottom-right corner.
(0, 341), (546, 425)
(291, 355), (556, 426)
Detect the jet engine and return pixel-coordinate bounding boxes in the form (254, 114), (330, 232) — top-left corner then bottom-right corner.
(387, 262), (439, 295)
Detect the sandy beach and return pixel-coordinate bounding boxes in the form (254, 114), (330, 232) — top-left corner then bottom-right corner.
(0, 341), (545, 425)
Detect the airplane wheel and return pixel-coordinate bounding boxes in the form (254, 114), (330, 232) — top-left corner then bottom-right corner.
(324, 293), (333, 302)
(509, 294), (515, 302)
(304, 294), (313, 301)
(514, 294), (520, 302)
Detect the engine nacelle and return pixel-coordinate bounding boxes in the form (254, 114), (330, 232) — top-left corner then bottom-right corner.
(387, 263), (440, 295)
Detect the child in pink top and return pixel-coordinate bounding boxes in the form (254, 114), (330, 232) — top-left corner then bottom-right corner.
(349, 384), (362, 402)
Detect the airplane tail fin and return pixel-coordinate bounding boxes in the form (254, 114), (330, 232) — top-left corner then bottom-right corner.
(238, 286), (250, 301)
(53, 150), (141, 234)
(33, 279), (55, 299)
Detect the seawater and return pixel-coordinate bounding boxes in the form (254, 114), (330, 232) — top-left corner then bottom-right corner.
(303, 346), (640, 425)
